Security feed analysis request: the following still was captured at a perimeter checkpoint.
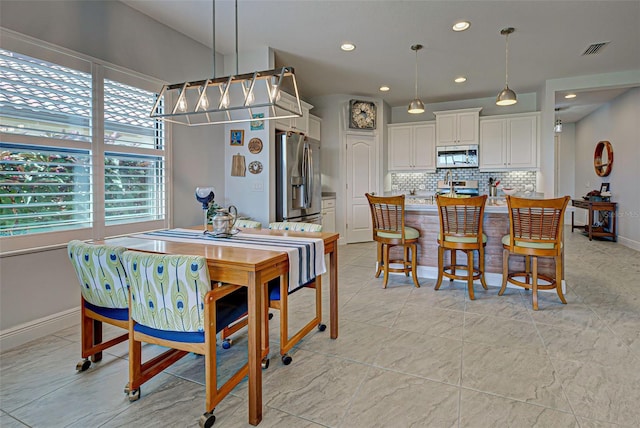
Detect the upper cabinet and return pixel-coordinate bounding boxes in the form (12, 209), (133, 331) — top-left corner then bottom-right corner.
(434, 107), (481, 146)
(388, 122), (436, 171)
(274, 92), (312, 134)
(479, 112), (539, 171)
(308, 114), (321, 141)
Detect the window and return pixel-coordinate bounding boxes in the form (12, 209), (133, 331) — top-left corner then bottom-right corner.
(0, 42), (169, 253)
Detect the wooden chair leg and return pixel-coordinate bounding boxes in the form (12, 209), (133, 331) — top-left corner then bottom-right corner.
(479, 247), (488, 290)
(450, 250), (456, 282)
(525, 255), (531, 285)
(435, 246), (444, 290)
(375, 242), (383, 278)
(382, 244), (390, 288)
(410, 243), (420, 288)
(555, 255), (567, 304)
(403, 246), (410, 277)
(532, 256), (539, 311)
(499, 249), (509, 296)
(91, 320), (103, 362)
(467, 250), (475, 300)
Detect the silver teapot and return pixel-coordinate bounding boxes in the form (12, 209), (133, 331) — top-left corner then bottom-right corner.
(211, 205), (237, 235)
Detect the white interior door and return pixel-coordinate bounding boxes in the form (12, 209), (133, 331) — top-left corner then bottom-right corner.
(345, 133), (377, 243)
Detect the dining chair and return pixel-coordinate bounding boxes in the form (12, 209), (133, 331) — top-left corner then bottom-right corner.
(121, 250), (251, 427)
(235, 219), (262, 229)
(266, 221), (325, 365)
(365, 193), (420, 288)
(67, 240), (129, 372)
(499, 195), (570, 310)
(434, 195), (488, 300)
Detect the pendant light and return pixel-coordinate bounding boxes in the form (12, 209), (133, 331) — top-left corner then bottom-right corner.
(554, 108), (563, 133)
(496, 27), (517, 106)
(150, 0), (302, 126)
(408, 44), (425, 114)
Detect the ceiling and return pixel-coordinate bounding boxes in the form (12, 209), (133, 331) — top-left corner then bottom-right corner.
(122, 0), (640, 123)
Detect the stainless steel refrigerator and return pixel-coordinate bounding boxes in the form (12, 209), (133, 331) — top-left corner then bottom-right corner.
(275, 131), (321, 224)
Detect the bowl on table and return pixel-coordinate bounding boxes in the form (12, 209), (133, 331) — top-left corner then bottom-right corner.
(501, 187), (518, 196)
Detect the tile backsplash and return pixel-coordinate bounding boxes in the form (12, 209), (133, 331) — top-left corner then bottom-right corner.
(391, 170), (537, 195)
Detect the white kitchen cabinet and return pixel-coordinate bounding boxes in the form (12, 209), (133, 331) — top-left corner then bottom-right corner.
(434, 107), (481, 146)
(308, 114), (321, 141)
(479, 112), (539, 170)
(388, 122), (436, 171)
(321, 198), (336, 233)
(274, 92), (312, 134)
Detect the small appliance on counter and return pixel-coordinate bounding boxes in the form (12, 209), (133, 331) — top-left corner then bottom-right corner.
(275, 131), (322, 224)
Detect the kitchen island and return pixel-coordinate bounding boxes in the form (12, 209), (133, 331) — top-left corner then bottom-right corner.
(391, 198), (558, 287)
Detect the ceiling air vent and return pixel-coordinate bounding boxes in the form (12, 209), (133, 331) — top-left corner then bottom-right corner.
(582, 42), (610, 56)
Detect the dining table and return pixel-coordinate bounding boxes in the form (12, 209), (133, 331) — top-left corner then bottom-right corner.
(99, 227), (340, 426)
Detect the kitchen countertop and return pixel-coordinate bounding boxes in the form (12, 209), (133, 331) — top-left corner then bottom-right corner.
(405, 196), (509, 213)
(321, 192), (336, 199)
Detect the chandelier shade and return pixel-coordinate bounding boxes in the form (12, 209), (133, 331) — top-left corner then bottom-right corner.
(407, 44), (425, 114)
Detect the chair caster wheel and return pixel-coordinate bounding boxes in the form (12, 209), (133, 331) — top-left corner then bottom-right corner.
(199, 411), (216, 428)
(128, 388), (140, 402)
(124, 382), (130, 394)
(221, 339), (231, 349)
(318, 323), (326, 332)
(261, 357), (270, 369)
(76, 359), (91, 372)
(281, 354), (292, 365)
(268, 313), (274, 320)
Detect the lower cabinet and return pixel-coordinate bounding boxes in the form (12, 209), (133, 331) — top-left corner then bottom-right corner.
(479, 112), (539, 170)
(321, 198), (336, 233)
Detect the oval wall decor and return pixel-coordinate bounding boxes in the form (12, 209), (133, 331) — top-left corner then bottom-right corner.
(248, 137), (263, 154)
(594, 140), (613, 177)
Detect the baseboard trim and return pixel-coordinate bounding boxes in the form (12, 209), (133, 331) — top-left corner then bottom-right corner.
(1, 307), (79, 352)
(617, 236), (640, 252)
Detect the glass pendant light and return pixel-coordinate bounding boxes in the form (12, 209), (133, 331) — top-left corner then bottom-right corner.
(496, 27), (517, 106)
(408, 44), (425, 114)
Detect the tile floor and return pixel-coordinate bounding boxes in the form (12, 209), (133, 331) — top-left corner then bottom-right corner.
(1, 228), (639, 427)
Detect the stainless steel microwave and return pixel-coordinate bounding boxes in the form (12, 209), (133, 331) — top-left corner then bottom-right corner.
(436, 144), (479, 168)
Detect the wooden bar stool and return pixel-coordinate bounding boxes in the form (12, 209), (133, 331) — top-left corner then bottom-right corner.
(499, 195), (570, 310)
(365, 193), (420, 288)
(434, 195), (488, 300)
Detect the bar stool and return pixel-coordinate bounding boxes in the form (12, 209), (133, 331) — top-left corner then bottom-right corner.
(499, 195), (570, 310)
(434, 195), (488, 300)
(365, 193), (420, 288)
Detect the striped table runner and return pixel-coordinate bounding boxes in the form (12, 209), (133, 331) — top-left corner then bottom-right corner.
(136, 229), (326, 293)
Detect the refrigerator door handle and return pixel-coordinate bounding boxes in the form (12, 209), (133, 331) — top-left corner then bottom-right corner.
(305, 145), (313, 207)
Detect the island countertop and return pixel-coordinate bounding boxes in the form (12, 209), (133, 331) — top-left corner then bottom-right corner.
(405, 197), (509, 213)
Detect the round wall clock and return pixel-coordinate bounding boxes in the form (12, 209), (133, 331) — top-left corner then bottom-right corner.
(594, 140), (613, 177)
(349, 100), (376, 130)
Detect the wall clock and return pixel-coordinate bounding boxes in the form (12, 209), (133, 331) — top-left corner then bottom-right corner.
(594, 140), (613, 177)
(349, 100), (376, 130)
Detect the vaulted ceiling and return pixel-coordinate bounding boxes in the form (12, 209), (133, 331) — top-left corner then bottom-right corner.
(122, 0), (640, 122)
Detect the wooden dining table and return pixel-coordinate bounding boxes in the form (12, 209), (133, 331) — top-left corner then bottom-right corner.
(99, 228), (339, 426)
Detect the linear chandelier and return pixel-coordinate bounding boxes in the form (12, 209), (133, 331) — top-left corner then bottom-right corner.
(149, 0), (302, 126)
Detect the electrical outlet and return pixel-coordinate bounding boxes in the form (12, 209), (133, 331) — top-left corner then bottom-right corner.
(252, 181), (263, 192)
(418, 184), (425, 190)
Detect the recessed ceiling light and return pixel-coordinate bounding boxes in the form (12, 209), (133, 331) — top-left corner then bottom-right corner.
(452, 21), (471, 32)
(565, 93), (577, 99)
(454, 76), (467, 83)
(379, 86), (390, 92)
(340, 42), (356, 52)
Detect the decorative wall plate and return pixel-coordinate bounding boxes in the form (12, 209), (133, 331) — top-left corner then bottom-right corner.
(248, 160), (263, 174)
(248, 138), (263, 154)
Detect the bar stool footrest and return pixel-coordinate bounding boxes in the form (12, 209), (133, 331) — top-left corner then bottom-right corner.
(506, 272), (557, 290)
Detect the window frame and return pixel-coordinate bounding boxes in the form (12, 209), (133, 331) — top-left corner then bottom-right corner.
(1, 30), (172, 255)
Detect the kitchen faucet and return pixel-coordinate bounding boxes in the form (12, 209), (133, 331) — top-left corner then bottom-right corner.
(445, 170), (456, 197)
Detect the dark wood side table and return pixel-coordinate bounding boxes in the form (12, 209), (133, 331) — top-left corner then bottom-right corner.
(571, 199), (617, 241)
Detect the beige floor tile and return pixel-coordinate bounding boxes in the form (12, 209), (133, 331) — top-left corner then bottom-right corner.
(459, 388), (579, 427)
(463, 313), (544, 351)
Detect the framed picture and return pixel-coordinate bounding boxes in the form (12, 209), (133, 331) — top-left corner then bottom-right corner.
(250, 113), (264, 131)
(230, 129), (244, 146)
(600, 183), (610, 193)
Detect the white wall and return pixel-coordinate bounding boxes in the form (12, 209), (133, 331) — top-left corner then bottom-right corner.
(573, 88), (640, 249)
(0, 1), (226, 343)
(555, 123), (576, 224)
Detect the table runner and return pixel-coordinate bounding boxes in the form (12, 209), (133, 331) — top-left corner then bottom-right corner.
(135, 229), (326, 293)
